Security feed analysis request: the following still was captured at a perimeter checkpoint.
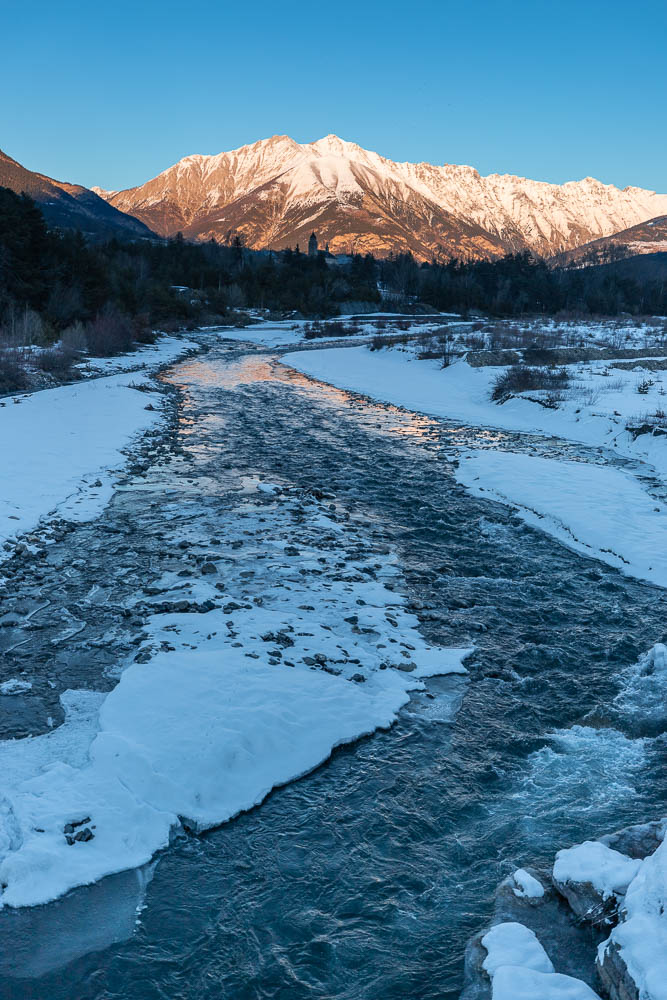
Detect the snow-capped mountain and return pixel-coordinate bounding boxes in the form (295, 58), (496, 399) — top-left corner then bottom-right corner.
(94, 135), (667, 259)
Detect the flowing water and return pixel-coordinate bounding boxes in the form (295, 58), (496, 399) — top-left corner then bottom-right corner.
(1, 341), (666, 999)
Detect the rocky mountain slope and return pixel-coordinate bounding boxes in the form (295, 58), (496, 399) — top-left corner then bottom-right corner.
(94, 135), (667, 259)
(0, 148), (155, 240)
(554, 215), (667, 267)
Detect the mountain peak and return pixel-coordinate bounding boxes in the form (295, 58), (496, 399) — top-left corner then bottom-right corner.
(95, 137), (667, 260)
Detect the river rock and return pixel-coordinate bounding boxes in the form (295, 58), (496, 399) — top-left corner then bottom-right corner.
(596, 941), (639, 1000)
(460, 867), (603, 999)
(601, 817), (667, 860)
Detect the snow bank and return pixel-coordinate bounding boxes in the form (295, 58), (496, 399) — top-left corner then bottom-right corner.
(0, 337), (196, 562)
(606, 835), (667, 1000)
(455, 450), (667, 588)
(482, 922), (601, 999)
(482, 922), (554, 975)
(76, 334), (197, 376)
(554, 842), (641, 898)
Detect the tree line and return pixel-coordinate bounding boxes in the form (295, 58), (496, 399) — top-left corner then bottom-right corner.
(0, 187), (380, 348)
(1, 186), (666, 356)
(380, 251), (667, 316)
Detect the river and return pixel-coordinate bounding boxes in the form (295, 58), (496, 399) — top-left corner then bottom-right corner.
(1, 341), (665, 999)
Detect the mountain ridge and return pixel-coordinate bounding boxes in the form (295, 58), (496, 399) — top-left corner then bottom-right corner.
(553, 215), (667, 267)
(0, 148), (156, 241)
(93, 134), (667, 260)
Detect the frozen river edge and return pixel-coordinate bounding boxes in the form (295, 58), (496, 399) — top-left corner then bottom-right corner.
(282, 340), (667, 1000)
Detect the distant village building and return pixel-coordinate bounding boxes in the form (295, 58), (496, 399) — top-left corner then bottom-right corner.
(308, 232), (318, 257)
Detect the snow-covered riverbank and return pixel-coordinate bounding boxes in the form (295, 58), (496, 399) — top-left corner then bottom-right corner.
(0, 336), (197, 563)
(283, 345), (667, 589)
(455, 451), (667, 589)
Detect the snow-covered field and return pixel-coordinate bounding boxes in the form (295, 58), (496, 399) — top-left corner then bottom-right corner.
(0, 336), (196, 563)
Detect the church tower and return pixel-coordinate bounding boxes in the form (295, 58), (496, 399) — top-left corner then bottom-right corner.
(308, 232), (318, 257)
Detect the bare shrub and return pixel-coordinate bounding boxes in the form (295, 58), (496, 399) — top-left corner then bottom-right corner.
(1, 306), (48, 347)
(370, 334), (390, 351)
(0, 349), (29, 394)
(34, 346), (77, 377)
(463, 333), (486, 351)
(491, 365), (570, 401)
(61, 321), (88, 353)
(304, 321), (325, 339)
(305, 320), (360, 339)
(85, 312), (134, 356)
(132, 314), (157, 345)
(568, 385), (600, 406)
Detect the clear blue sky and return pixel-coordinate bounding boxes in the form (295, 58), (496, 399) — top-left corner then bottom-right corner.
(2, 0), (665, 192)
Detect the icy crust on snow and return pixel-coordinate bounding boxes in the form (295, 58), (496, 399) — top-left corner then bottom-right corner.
(0, 336), (196, 562)
(554, 842), (641, 898)
(454, 451), (667, 588)
(482, 922), (601, 999)
(0, 498), (470, 908)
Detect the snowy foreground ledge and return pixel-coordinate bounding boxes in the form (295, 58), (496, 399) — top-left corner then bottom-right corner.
(0, 488), (470, 908)
(0, 335), (197, 562)
(482, 922), (601, 999)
